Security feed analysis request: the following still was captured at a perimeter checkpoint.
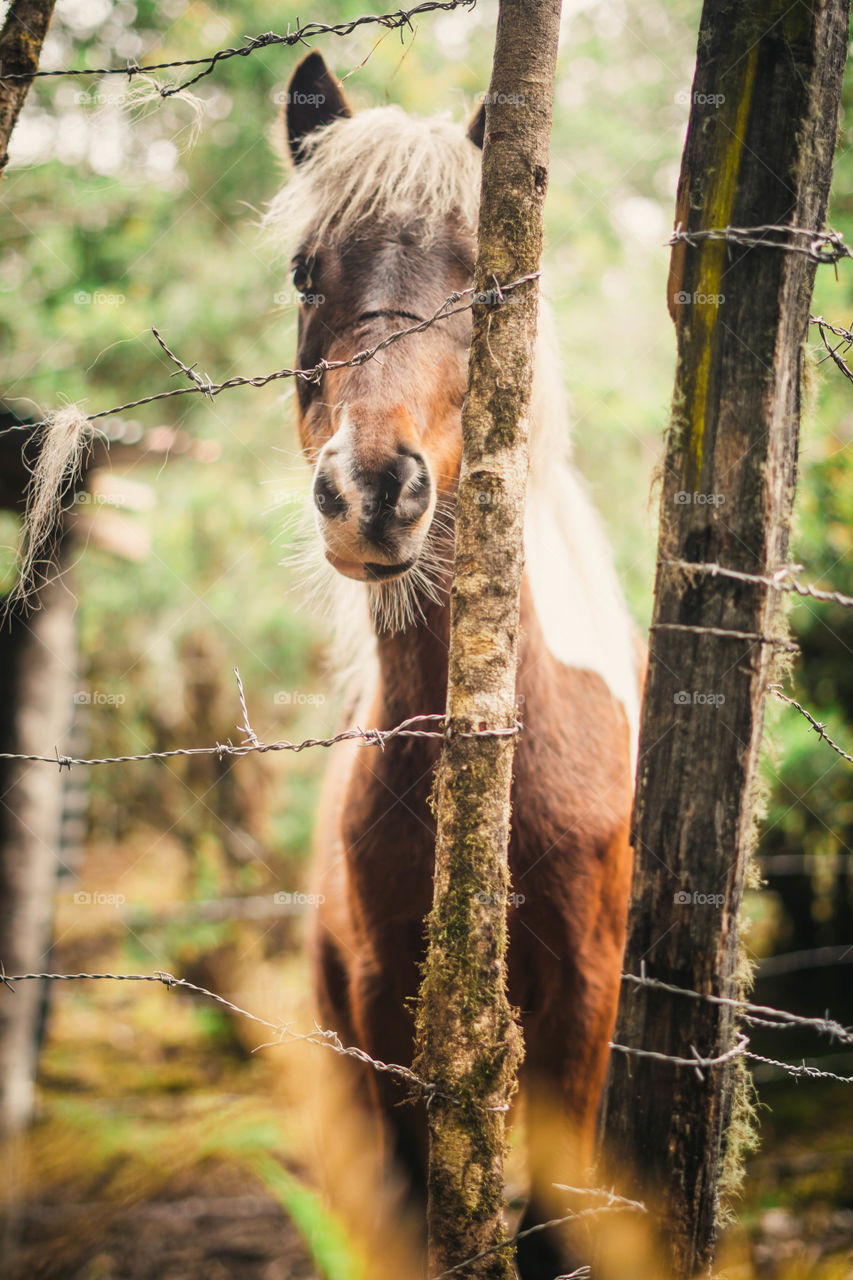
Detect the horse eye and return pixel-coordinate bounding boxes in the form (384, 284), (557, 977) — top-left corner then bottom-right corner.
(291, 255), (315, 293)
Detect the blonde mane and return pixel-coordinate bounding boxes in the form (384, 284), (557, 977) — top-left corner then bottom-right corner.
(265, 106), (481, 250)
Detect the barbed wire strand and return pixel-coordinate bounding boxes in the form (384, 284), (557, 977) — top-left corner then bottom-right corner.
(768, 688), (853, 767)
(431, 1188), (646, 1280)
(0, 275), (539, 441)
(0, 1), (476, 98)
(745, 1051), (853, 1085)
(661, 558), (853, 610)
(623, 970), (853, 1045)
(0, 967), (511, 1111)
(668, 222), (852, 265)
(0, 711), (517, 768)
(649, 621), (797, 650)
(608, 1034), (750, 1082)
(0, 712), (520, 772)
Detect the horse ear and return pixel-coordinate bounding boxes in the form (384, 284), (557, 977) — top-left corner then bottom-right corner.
(467, 102), (486, 149)
(285, 52), (352, 165)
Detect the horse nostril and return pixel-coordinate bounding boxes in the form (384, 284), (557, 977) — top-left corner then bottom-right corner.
(313, 468), (348, 519)
(357, 451), (433, 542)
(394, 453), (431, 527)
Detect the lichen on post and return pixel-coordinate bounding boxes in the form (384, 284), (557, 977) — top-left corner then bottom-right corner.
(413, 2), (563, 1275)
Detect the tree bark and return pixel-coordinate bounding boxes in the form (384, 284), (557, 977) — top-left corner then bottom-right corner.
(599, 3), (849, 1277)
(412, 2), (562, 1276)
(0, 558), (76, 1138)
(0, 0), (57, 176)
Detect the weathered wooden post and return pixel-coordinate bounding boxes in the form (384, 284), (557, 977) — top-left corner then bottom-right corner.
(413, 2), (562, 1275)
(599, 2), (850, 1276)
(0, 0), (57, 176)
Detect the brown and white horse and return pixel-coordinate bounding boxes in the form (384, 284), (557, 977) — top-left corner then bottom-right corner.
(269, 53), (641, 1280)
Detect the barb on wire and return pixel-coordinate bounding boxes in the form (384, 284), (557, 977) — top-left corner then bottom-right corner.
(608, 1034), (749, 1080)
(811, 314), (853, 386)
(0, 275), (539, 442)
(152, 327), (214, 400)
(661, 558), (853, 610)
(745, 1050), (853, 1085)
(0, 2), (476, 98)
(669, 222), (852, 265)
(233, 666), (260, 748)
(769, 687), (853, 767)
(810, 315), (853, 343)
(650, 621), (797, 650)
(431, 1188), (646, 1279)
(623, 970), (853, 1046)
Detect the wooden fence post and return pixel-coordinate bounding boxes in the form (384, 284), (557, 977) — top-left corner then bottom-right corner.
(0, 0), (57, 176)
(413, 2), (562, 1275)
(599, 2), (849, 1276)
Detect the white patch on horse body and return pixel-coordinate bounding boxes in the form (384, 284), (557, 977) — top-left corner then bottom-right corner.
(527, 304), (642, 765)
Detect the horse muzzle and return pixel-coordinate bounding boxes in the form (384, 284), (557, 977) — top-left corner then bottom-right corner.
(312, 444), (434, 582)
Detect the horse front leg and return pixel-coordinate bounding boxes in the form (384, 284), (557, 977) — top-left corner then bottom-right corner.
(350, 956), (431, 1267)
(515, 953), (625, 1280)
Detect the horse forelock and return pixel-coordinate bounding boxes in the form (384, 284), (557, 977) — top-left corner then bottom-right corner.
(264, 106), (481, 251)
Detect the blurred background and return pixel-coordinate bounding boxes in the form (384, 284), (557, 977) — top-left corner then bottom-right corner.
(0, 0), (851, 1275)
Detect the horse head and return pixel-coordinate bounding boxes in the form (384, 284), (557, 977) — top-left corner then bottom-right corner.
(271, 54), (486, 620)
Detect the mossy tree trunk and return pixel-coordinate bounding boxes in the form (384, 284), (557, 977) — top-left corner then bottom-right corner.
(0, 0), (57, 176)
(412, 2), (562, 1276)
(599, 3), (849, 1277)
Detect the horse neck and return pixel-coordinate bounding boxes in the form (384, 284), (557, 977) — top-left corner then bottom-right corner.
(371, 574), (543, 726)
(373, 590), (451, 725)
